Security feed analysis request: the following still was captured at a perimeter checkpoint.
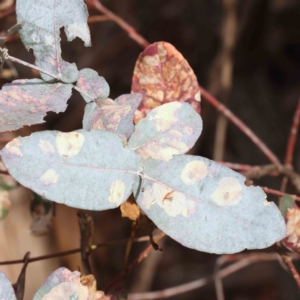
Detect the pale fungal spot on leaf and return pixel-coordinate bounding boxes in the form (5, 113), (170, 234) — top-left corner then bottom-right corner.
(157, 43), (167, 56)
(264, 199), (271, 206)
(143, 55), (160, 67)
(40, 169), (59, 185)
(211, 177), (242, 206)
(5, 138), (23, 157)
(181, 160), (208, 185)
(150, 102), (181, 131)
(195, 91), (201, 102)
(56, 132), (84, 158)
(39, 139), (55, 155)
(108, 180), (126, 206)
(139, 75), (161, 85)
(141, 183), (196, 217)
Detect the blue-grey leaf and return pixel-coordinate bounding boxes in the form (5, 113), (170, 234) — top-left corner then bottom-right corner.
(83, 94), (142, 140)
(33, 267), (88, 299)
(135, 155), (286, 254)
(1, 130), (141, 210)
(0, 272), (16, 300)
(76, 68), (110, 102)
(0, 79), (72, 133)
(128, 102), (202, 161)
(16, 0), (91, 83)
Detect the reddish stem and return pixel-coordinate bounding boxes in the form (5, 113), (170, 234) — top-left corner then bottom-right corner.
(0, 6), (15, 19)
(199, 85), (281, 165)
(262, 186), (300, 202)
(285, 99), (300, 166)
(103, 233), (166, 293)
(88, 0), (150, 48)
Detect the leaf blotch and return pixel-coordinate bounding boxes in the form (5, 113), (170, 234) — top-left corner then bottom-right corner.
(211, 177), (242, 206)
(5, 139), (22, 157)
(150, 102), (181, 132)
(108, 180), (126, 206)
(39, 139), (55, 155)
(181, 160), (208, 185)
(40, 169), (59, 185)
(142, 183), (196, 217)
(56, 132), (84, 158)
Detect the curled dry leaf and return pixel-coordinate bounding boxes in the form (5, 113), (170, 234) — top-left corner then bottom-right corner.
(16, 0), (91, 83)
(76, 68), (110, 103)
(135, 155), (286, 254)
(81, 274), (110, 300)
(0, 79), (72, 133)
(128, 102), (202, 161)
(0, 271), (16, 300)
(33, 268), (89, 300)
(83, 94), (141, 140)
(1, 130), (141, 210)
(131, 41), (201, 123)
(120, 194), (141, 222)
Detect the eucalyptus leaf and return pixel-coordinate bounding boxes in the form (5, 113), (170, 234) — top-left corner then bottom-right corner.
(33, 268), (88, 300)
(0, 79), (72, 133)
(128, 102), (202, 161)
(83, 93), (142, 140)
(16, 0), (91, 83)
(0, 271), (16, 300)
(76, 68), (110, 102)
(135, 155), (286, 254)
(1, 130), (141, 210)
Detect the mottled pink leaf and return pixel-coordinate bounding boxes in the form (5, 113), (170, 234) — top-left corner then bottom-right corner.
(76, 68), (110, 103)
(0, 79), (72, 133)
(131, 42), (201, 123)
(83, 94), (142, 140)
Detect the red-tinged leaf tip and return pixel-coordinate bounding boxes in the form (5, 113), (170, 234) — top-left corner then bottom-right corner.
(131, 41), (201, 123)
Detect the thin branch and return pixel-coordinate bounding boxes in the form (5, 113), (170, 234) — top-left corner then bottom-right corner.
(103, 233), (166, 293)
(274, 245), (300, 289)
(88, 15), (110, 23)
(0, 5), (15, 19)
(199, 85), (281, 165)
(0, 169), (9, 175)
(0, 137), (12, 143)
(87, 0), (150, 48)
(285, 99), (300, 166)
(0, 235), (158, 266)
(261, 186), (300, 202)
(127, 252), (280, 300)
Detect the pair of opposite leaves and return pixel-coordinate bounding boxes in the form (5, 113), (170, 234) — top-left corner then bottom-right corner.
(0, 72), (285, 255)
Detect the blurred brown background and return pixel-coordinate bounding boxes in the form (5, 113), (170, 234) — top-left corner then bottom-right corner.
(1, 0), (300, 299)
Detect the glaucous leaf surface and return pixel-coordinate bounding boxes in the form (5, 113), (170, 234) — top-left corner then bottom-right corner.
(33, 268), (88, 300)
(0, 79), (72, 132)
(131, 41), (201, 123)
(16, 0), (91, 83)
(1, 130), (141, 210)
(83, 94), (142, 140)
(76, 68), (110, 103)
(0, 271), (16, 300)
(135, 155), (286, 254)
(128, 102), (202, 161)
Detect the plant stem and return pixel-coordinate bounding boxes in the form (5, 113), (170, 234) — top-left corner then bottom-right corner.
(0, 235), (156, 266)
(87, 0), (150, 48)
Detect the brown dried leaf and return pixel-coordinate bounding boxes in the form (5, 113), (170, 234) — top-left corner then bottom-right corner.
(120, 194), (141, 221)
(131, 42), (201, 123)
(81, 274), (112, 300)
(283, 206), (300, 253)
